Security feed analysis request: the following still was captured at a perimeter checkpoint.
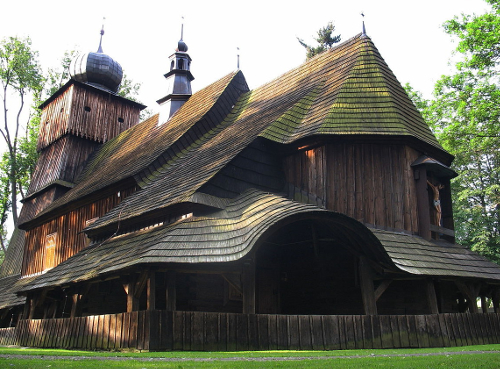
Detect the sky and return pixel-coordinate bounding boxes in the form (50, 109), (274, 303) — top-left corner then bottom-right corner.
(0, 0), (492, 113)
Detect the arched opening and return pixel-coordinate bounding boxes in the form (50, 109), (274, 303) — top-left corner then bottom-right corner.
(254, 215), (390, 315)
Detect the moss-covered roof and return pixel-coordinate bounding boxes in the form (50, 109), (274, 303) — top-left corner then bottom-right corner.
(19, 189), (500, 293)
(18, 189), (391, 292)
(374, 229), (500, 281)
(83, 34), (445, 236)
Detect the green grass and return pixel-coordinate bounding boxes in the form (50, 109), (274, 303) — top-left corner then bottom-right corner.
(0, 345), (500, 368)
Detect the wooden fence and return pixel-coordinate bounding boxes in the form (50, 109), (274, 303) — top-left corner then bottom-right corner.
(1, 311), (500, 351)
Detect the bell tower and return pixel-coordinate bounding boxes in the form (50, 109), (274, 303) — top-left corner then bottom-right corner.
(157, 23), (194, 124)
(19, 27), (146, 225)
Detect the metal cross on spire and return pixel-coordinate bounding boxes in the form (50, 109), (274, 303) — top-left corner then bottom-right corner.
(181, 16), (184, 41)
(97, 17), (106, 53)
(361, 12), (366, 36)
(237, 47), (240, 69)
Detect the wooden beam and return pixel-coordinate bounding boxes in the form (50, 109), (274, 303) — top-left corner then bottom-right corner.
(70, 293), (79, 318)
(493, 288), (500, 314)
(222, 273), (242, 295)
(311, 223), (319, 258)
(481, 295), (488, 313)
(147, 272), (156, 311)
(426, 279), (439, 314)
(374, 280), (392, 302)
(126, 275), (139, 312)
(134, 269), (150, 299)
(414, 169), (431, 240)
(242, 258), (255, 314)
(455, 281), (479, 313)
(359, 256), (377, 315)
(165, 271), (176, 312)
(28, 296), (37, 320)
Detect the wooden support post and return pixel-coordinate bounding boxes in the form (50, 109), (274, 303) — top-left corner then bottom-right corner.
(426, 279), (439, 314)
(135, 269), (150, 299)
(147, 271), (156, 311)
(481, 295), (488, 313)
(166, 271), (176, 312)
(70, 293), (79, 318)
(493, 289), (500, 314)
(28, 296), (37, 320)
(359, 256), (377, 315)
(311, 223), (319, 258)
(125, 275), (139, 312)
(414, 169), (431, 240)
(455, 281), (479, 313)
(22, 295), (31, 320)
(242, 258), (256, 314)
(374, 280), (392, 302)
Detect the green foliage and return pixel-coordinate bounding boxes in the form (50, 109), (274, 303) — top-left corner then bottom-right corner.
(0, 36), (43, 241)
(45, 50), (77, 97)
(443, 0), (500, 71)
(407, 1), (500, 263)
(297, 22), (341, 59)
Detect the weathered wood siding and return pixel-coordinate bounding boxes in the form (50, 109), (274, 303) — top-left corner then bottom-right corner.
(38, 84), (141, 150)
(27, 136), (100, 196)
(2, 311), (500, 350)
(21, 186), (136, 277)
(284, 143), (420, 233)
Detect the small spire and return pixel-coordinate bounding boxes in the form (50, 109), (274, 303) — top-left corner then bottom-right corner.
(97, 17), (106, 53)
(180, 16), (184, 41)
(237, 47), (240, 69)
(361, 12), (366, 36)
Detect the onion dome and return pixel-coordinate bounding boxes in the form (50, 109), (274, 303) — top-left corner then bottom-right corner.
(176, 39), (188, 52)
(69, 27), (123, 93)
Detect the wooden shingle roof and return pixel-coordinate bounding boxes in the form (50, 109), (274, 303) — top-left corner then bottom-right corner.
(19, 189), (500, 293)
(18, 189), (392, 292)
(373, 229), (500, 281)
(19, 71), (249, 228)
(84, 34), (446, 237)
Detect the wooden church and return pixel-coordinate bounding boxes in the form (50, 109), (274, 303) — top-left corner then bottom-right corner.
(1, 27), (500, 350)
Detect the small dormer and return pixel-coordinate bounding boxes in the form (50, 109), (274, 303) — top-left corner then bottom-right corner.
(157, 26), (195, 125)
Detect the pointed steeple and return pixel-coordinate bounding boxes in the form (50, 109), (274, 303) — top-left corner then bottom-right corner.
(361, 12), (367, 37)
(157, 20), (195, 124)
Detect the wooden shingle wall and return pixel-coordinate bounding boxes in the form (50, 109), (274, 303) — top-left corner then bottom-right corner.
(284, 143), (420, 234)
(37, 83), (141, 151)
(21, 186), (137, 277)
(27, 136), (99, 196)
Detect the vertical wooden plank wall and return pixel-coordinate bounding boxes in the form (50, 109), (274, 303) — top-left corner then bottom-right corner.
(2, 312), (500, 351)
(284, 143), (420, 234)
(21, 186), (137, 276)
(38, 84), (141, 150)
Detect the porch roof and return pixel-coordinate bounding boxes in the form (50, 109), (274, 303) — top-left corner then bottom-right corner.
(373, 229), (500, 282)
(17, 189), (500, 294)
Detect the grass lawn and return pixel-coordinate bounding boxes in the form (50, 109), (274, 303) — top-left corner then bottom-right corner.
(0, 345), (499, 368)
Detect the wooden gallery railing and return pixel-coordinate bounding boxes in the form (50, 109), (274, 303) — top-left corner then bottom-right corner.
(0, 311), (500, 351)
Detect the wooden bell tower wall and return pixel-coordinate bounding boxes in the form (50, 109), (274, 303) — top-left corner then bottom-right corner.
(37, 83), (142, 151)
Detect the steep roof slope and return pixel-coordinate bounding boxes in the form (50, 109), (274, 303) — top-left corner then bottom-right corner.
(20, 71), (249, 228)
(86, 34), (445, 236)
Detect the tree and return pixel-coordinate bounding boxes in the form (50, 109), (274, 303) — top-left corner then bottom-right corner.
(297, 22), (341, 59)
(406, 1), (500, 263)
(0, 36), (43, 238)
